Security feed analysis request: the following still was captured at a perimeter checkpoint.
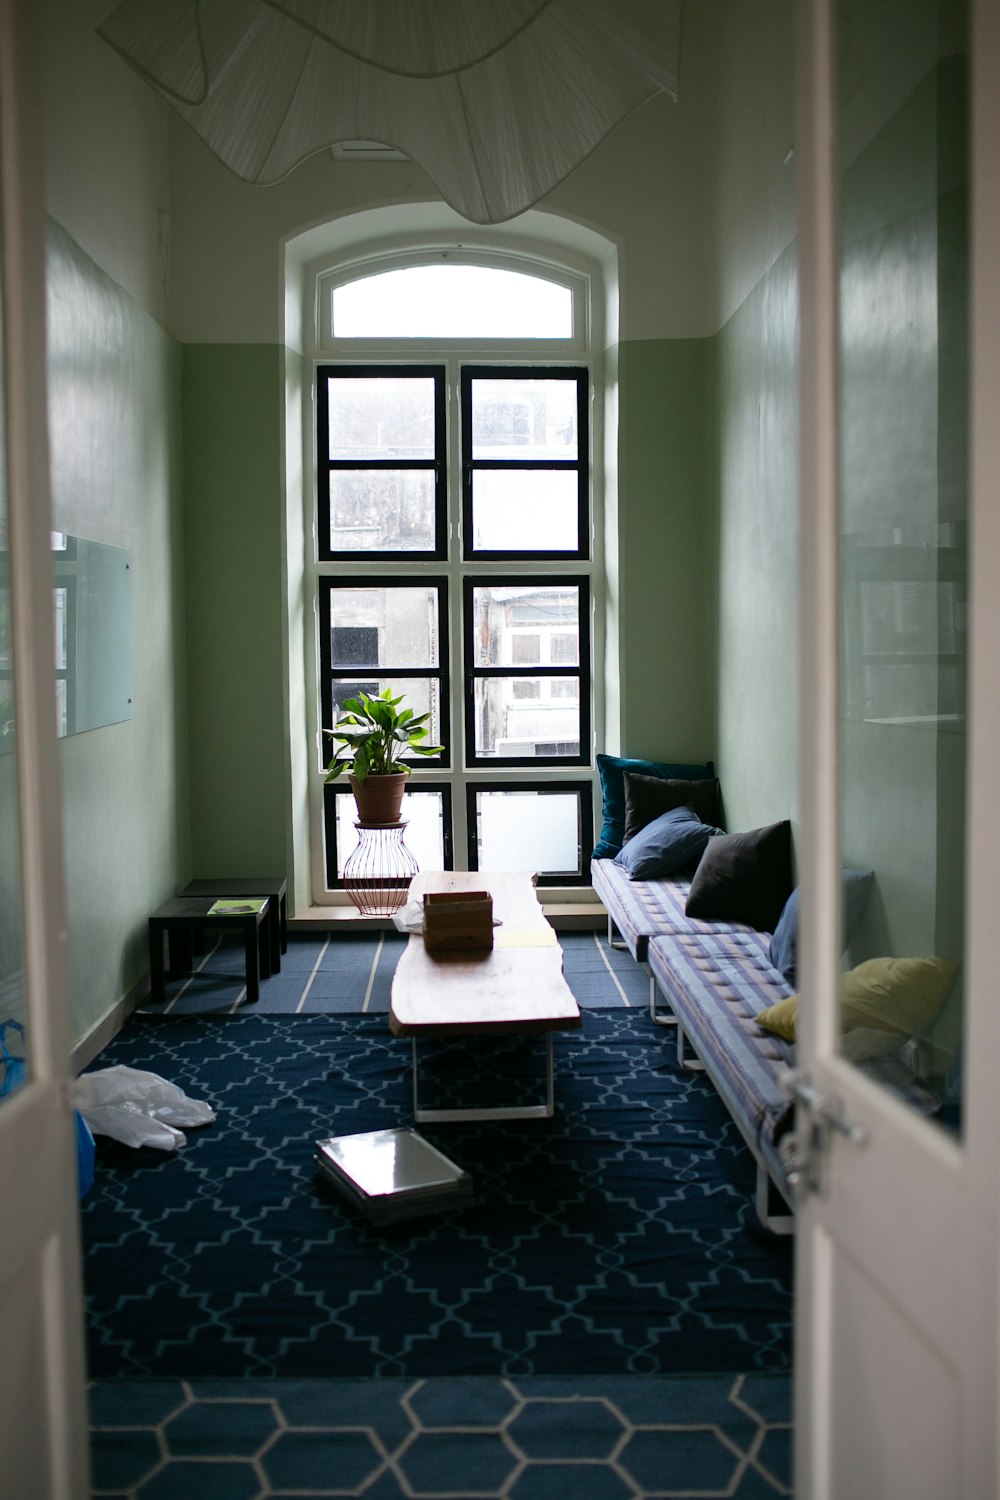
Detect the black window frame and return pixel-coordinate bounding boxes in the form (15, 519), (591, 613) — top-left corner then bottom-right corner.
(318, 574), (451, 773)
(462, 574), (591, 769)
(465, 780), (595, 886)
(460, 365), (590, 561)
(317, 363), (448, 562)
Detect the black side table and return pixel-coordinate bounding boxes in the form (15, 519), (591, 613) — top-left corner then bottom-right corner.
(148, 895), (271, 1005)
(182, 877), (287, 976)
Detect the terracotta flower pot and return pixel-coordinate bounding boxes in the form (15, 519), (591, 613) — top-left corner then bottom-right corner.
(349, 772), (408, 825)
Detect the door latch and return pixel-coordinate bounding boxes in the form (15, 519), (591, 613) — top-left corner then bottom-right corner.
(779, 1070), (868, 1200)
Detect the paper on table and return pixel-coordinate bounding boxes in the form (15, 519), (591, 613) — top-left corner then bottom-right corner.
(493, 927), (558, 948)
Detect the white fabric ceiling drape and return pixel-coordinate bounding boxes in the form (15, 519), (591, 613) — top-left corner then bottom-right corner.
(97, 0), (682, 224)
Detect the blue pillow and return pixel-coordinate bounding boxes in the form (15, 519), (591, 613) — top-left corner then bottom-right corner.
(769, 868), (875, 983)
(592, 752), (715, 860)
(613, 806), (723, 881)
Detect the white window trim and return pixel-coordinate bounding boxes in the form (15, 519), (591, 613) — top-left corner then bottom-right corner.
(304, 244), (606, 907)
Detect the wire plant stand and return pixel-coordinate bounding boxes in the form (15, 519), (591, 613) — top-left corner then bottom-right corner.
(342, 821), (419, 916)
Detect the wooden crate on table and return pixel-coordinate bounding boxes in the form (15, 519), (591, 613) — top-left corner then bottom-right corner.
(422, 890), (494, 953)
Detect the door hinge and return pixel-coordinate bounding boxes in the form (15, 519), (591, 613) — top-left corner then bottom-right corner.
(778, 1069), (868, 1200)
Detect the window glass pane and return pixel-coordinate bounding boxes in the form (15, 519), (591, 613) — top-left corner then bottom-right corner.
(471, 585), (580, 668)
(835, 0), (967, 1131)
(472, 678), (580, 758)
(328, 587), (440, 668)
(330, 677), (443, 759)
(327, 377), (436, 460)
(474, 789), (581, 876)
(471, 379), (578, 459)
(334, 789), (444, 878)
(471, 470), (579, 552)
(0, 252), (29, 1100)
(333, 266), (572, 340)
(329, 470), (436, 553)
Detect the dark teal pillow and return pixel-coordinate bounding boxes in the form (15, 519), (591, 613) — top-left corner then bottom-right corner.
(592, 753), (716, 860)
(613, 806), (724, 881)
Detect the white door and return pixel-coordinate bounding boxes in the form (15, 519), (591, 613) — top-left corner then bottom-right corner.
(0, 2), (90, 1495)
(793, 0), (1000, 1495)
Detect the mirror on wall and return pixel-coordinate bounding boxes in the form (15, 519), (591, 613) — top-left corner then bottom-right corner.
(1, 532), (133, 743)
(51, 533), (133, 737)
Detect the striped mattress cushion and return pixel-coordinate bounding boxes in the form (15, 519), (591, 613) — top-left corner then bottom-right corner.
(647, 931), (795, 1187)
(648, 933), (944, 1192)
(592, 858), (765, 962)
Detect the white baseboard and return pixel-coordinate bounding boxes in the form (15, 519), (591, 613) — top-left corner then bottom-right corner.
(71, 970), (150, 1074)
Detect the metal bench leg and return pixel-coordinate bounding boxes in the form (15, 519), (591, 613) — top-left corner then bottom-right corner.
(649, 973), (678, 1028)
(607, 914), (627, 951)
(677, 1023), (705, 1072)
(411, 1034), (556, 1123)
(756, 1161), (796, 1235)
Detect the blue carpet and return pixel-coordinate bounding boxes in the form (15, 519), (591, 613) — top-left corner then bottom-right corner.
(89, 1372), (793, 1498)
(145, 930), (649, 1015)
(81, 1010), (792, 1382)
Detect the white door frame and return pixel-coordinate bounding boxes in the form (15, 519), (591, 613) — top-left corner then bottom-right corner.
(794, 0), (1000, 1494)
(0, 1), (89, 1494)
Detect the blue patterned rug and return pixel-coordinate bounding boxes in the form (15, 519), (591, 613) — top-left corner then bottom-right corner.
(81, 1010), (793, 1382)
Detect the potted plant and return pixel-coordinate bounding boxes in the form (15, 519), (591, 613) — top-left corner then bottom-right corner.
(324, 688), (443, 825)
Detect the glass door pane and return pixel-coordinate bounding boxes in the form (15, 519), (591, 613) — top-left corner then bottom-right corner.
(836, 0), (968, 1131)
(0, 216), (28, 1104)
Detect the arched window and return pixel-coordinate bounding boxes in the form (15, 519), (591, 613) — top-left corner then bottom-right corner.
(310, 250), (600, 894)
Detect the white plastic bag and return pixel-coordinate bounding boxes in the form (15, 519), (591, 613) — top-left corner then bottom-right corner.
(73, 1065), (215, 1151)
(392, 898), (425, 933)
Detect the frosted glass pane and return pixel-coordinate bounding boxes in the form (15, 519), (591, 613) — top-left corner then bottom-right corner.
(333, 266), (572, 339)
(471, 470), (579, 552)
(475, 790), (580, 876)
(335, 790), (444, 878)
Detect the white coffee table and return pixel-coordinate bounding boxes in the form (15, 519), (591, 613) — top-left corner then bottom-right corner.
(389, 870), (581, 1122)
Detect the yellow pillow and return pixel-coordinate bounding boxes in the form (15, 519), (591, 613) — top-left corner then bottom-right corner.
(756, 994), (799, 1042)
(756, 956), (958, 1043)
(839, 956), (958, 1036)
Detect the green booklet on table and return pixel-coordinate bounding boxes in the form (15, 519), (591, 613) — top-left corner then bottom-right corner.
(208, 898), (268, 915)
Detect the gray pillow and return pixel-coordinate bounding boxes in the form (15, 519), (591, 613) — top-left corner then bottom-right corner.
(614, 806), (723, 881)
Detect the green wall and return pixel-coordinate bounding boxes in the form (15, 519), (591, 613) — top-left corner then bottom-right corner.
(616, 338), (716, 764)
(46, 222), (188, 1046)
(182, 345), (291, 880)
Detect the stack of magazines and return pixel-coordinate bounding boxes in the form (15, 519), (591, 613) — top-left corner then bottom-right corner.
(314, 1127), (474, 1225)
